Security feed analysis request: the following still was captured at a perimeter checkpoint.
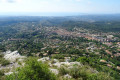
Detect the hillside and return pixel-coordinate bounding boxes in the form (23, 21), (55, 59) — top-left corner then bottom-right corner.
(0, 16), (120, 80)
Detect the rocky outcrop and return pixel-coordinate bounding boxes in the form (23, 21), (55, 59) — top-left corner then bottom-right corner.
(4, 51), (26, 62)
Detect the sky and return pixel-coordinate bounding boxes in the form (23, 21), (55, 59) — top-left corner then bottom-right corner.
(0, 0), (120, 16)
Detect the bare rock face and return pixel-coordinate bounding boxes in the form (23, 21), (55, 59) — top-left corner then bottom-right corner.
(64, 74), (72, 79)
(37, 57), (50, 62)
(4, 72), (13, 75)
(0, 51), (26, 75)
(4, 51), (25, 62)
(53, 62), (81, 68)
(49, 68), (59, 75)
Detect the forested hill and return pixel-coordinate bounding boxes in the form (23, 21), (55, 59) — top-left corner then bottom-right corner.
(61, 21), (120, 32)
(0, 14), (120, 32)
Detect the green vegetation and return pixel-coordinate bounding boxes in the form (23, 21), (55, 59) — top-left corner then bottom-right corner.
(76, 55), (120, 79)
(0, 16), (120, 79)
(0, 70), (4, 80)
(0, 54), (10, 66)
(58, 65), (114, 80)
(6, 57), (56, 80)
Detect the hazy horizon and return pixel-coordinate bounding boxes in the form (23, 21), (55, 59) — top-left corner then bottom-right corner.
(0, 0), (120, 16)
(0, 12), (120, 17)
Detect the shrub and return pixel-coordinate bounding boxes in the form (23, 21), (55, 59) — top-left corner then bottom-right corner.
(69, 66), (89, 79)
(0, 54), (3, 58)
(0, 70), (4, 77)
(88, 72), (115, 80)
(52, 54), (64, 59)
(0, 58), (10, 66)
(0, 70), (4, 80)
(68, 65), (114, 80)
(77, 57), (89, 64)
(58, 67), (68, 76)
(6, 57), (56, 80)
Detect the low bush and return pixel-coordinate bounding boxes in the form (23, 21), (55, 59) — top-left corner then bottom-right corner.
(0, 57), (10, 66)
(0, 70), (4, 80)
(52, 54), (64, 59)
(6, 57), (56, 80)
(68, 65), (114, 80)
(58, 67), (68, 76)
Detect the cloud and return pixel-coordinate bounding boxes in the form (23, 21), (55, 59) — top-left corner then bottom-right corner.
(7, 0), (15, 3)
(16, 0), (22, 2)
(53, 0), (83, 2)
(75, 0), (82, 2)
(0, 0), (22, 3)
(54, 0), (61, 2)
(87, 1), (92, 5)
(0, 0), (15, 3)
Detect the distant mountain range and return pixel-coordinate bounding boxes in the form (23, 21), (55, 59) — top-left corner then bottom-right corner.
(0, 14), (120, 22)
(0, 14), (120, 32)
